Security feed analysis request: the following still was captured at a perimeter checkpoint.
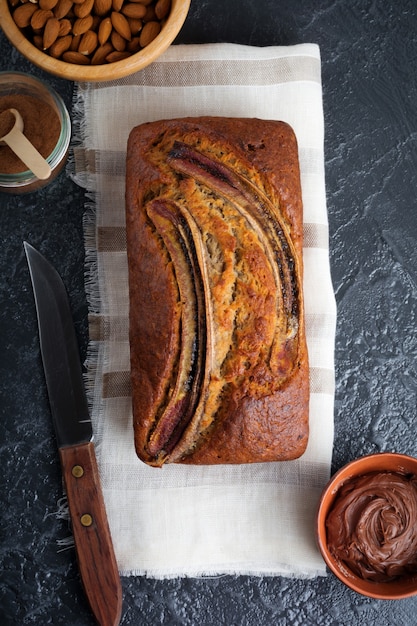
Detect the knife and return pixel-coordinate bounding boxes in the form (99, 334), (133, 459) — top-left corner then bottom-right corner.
(24, 242), (122, 626)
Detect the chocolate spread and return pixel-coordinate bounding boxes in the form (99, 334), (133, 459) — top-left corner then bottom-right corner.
(326, 471), (417, 582)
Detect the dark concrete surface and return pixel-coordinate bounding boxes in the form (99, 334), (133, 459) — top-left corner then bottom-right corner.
(1, 1), (417, 624)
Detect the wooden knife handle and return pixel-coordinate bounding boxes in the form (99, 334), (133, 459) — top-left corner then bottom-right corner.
(59, 442), (122, 626)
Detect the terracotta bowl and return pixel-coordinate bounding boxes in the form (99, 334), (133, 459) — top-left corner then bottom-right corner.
(0, 0), (190, 82)
(317, 452), (417, 599)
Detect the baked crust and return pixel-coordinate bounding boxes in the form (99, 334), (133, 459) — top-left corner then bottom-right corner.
(126, 117), (309, 466)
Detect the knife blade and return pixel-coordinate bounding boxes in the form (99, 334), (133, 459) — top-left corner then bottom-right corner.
(24, 242), (122, 626)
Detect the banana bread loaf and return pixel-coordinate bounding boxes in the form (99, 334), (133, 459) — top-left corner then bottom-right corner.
(126, 117), (309, 466)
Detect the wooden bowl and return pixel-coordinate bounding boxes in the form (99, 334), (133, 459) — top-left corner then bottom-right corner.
(317, 452), (417, 599)
(0, 0), (190, 82)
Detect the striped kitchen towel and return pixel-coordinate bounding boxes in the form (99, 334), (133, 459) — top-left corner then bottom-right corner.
(70, 42), (336, 578)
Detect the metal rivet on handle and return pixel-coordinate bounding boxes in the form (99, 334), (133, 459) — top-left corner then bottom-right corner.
(72, 465), (84, 478)
(80, 514), (93, 527)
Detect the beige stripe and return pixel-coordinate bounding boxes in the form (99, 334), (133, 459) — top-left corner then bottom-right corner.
(97, 226), (127, 252)
(95, 222), (328, 254)
(75, 145), (324, 179)
(101, 366), (334, 399)
(303, 223), (329, 249)
(310, 367), (335, 395)
(103, 56), (321, 88)
(92, 311), (334, 343)
(305, 312), (336, 337)
(73, 145), (96, 174)
(103, 371), (132, 398)
(89, 313), (129, 341)
(91, 309), (334, 337)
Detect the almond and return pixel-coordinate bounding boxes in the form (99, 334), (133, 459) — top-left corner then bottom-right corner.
(121, 2), (146, 19)
(106, 50), (131, 63)
(31, 9), (53, 30)
(53, 0), (73, 19)
(127, 35), (141, 53)
(139, 20), (160, 47)
(94, 0), (112, 16)
(49, 34), (73, 57)
(70, 33), (81, 49)
(33, 35), (44, 49)
(78, 29), (98, 55)
(58, 17), (72, 35)
(110, 11), (131, 40)
(155, 0), (170, 20)
(98, 16), (112, 45)
(112, 0), (123, 11)
(127, 17), (143, 35)
(91, 41), (113, 64)
(43, 16), (60, 49)
(72, 14), (94, 35)
(143, 5), (156, 22)
(111, 29), (126, 51)
(39, 0), (59, 9)
(62, 50), (91, 63)
(73, 0), (94, 18)
(13, 3), (38, 28)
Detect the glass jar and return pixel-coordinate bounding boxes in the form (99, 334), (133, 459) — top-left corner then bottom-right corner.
(0, 72), (71, 194)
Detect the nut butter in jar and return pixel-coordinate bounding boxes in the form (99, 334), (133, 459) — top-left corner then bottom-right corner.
(0, 72), (71, 194)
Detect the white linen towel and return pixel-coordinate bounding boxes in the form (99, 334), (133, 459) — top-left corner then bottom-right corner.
(70, 42), (336, 578)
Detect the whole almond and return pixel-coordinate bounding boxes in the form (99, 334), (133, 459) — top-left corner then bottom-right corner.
(72, 14), (94, 35)
(73, 0), (94, 18)
(13, 3), (38, 28)
(127, 36), (141, 53)
(127, 17), (142, 35)
(78, 30), (98, 56)
(111, 11), (131, 40)
(98, 16), (112, 45)
(31, 9), (53, 30)
(49, 34), (73, 57)
(106, 50), (131, 63)
(155, 0), (170, 20)
(78, 29), (98, 55)
(139, 20), (160, 48)
(112, 0), (123, 11)
(43, 16), (60, 49)
(53, 0), (73, 19)
(58, 17), (72, 36)
(143, 5), (156, 22)
(62, 50), (91, 63)
(33, 35), (44, 49)
(111, 29), (126, 51)
(121, 3), (146, 19)
(39, 0), (59, 9)
(70, 33), (81, 50)
(94, 0), (112, 16)
(91, 41), (113, 64)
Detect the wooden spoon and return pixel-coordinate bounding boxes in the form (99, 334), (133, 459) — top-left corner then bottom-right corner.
(0, 108), (52, 180)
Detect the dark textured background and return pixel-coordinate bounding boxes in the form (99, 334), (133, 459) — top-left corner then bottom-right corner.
(1, 1), (417, 624)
